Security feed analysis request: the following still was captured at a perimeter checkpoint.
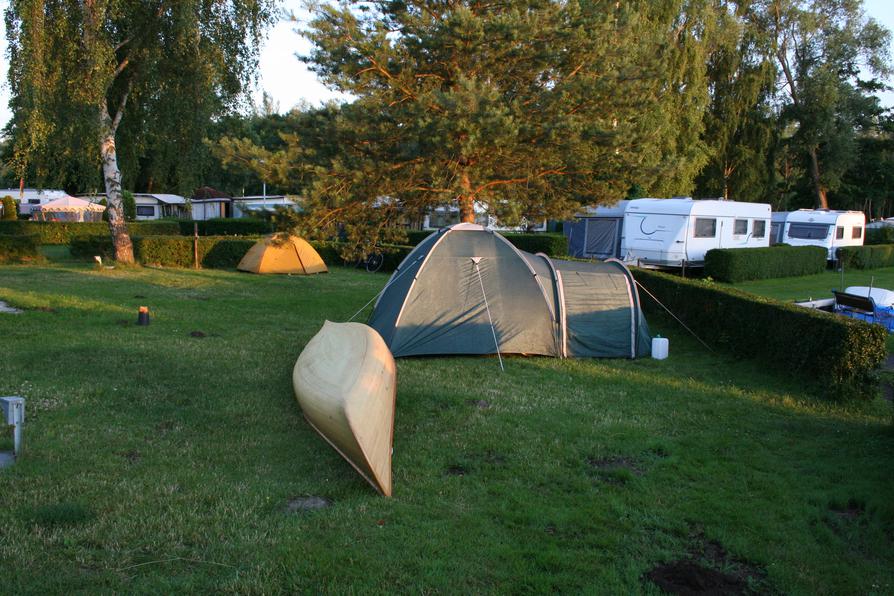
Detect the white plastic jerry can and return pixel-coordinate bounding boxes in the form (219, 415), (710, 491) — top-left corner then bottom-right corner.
(651, 335), (669, 360)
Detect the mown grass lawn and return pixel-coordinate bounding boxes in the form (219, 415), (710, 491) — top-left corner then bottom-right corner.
(1, 255), (892, 593)
(726, 266), (894, 303)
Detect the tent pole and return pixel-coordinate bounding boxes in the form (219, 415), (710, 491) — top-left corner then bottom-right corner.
(474, 261), (504, 372)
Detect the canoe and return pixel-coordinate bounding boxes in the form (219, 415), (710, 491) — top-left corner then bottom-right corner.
(292, 321), (397, 496)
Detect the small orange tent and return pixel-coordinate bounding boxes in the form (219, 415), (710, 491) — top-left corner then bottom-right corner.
(237, 235), (328, 275)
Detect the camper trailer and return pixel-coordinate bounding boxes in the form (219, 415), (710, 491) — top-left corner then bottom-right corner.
(565, 201), (629, 259)
(772, 210), (865, 259)
(620, 198), (771, 267)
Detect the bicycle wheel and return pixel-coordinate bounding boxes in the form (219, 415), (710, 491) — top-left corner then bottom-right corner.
(365, 253), (384, 272)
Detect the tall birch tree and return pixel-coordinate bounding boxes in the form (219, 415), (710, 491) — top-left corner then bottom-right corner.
(5, 1), (278, 261)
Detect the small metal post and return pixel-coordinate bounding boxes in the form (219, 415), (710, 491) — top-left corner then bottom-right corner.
(193, 222), (199, 270)
(1, 396), (25, 457)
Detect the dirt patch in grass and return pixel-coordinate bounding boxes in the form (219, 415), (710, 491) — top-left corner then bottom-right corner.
(469, 399), (491, 410)
(189, 330), (207, 338)
(445, 464), (467, 476)
(284, 496), (331, 513)
(588, 456), (643, 484)
(646, 560), (750, 595)
(646, 527), (770, 595)
(121, 450), (141, 464)
(829, 498), (865, 521)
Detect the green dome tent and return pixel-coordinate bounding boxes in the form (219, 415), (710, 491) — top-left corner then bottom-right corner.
(368, 223), (651, 359)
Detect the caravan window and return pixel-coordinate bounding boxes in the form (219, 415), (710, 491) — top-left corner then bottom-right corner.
(136, 206), (154, 217)
(694, 218), (716, 238)
(734, 219), (748, 235)
(788, 223), (830, 240)
(836, 226), (845, 239)
(852, 227), (863, 239)
(753, 220), (766, 238)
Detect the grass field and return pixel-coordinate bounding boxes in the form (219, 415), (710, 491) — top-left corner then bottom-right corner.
(726, 266), (894, 303)
(1, 255), (893, 593)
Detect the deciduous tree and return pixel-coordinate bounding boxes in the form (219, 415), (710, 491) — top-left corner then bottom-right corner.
(5, 0), (278, 261)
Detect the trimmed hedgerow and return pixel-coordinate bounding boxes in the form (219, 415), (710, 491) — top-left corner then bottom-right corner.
(704, 245), (828, 282)
(633, 268), (886, 400)
(70, 235), (257, 268)
(837, 244), (894, 270)
(0, 221), (180, 244)
(69, 236), (116, 260)
(177, 218), (273, 236)
(308, 241), (414, 272)
(502, 232), (568, 257)
(137, 236), (257, 268)
(405, 230), (432, 246)
(0, 233), (41, 263)
(865, 226), (894, 245)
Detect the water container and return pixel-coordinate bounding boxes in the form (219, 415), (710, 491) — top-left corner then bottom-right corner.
(651, 336), (669, 360)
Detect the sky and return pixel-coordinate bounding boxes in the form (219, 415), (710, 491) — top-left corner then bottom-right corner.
(0, 0), (892, 127)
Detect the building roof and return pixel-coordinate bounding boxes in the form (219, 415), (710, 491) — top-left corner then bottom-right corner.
(192, 186), (232, 201)
(133, 193), (186, 205)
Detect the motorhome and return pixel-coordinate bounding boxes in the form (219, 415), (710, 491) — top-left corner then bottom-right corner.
(771, 210), (865, 259)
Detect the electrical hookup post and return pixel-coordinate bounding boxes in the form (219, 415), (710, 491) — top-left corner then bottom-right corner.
(194, 222), (199, 270)
(1, 396), (25, 466)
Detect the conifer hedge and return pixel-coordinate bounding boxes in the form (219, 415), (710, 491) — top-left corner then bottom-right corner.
(704, 245), (827, 282)
(633, 268), (886, 399)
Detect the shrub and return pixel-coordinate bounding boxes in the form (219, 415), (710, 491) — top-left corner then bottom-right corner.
(704, 245), (828, 282)
(633, 268), (887, 399)
(122, 191), (136, 221)
(1, 196), (17, 220)
(0, 233), (40, 263)
(177, 218), (272, 236)
(837, 245), (894, 270)
(0, 221), (180, 244)
(405, 230), (433, 246)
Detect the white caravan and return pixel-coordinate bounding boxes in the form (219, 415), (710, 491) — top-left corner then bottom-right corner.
(620, 198), (772, 267)
(0, 188), (72, 217)
(772, 210), (865, 259)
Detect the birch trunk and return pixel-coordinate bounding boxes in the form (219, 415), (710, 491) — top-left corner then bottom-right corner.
(100, 105), (134, 263)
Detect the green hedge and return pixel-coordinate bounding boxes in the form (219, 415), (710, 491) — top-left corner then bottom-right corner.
(633, 268), (886, 399)
(309, 241), (413, 273)
(837, 244), (894, 270)
(0, 233), (41, 263)
(71, 235), (257, 268)
(177, 218), (272, 236)
(0, 221), (180, 244)
(865, 226), (894, 245)
(404, 229), (567, 256)
(704, 245), (828, 282)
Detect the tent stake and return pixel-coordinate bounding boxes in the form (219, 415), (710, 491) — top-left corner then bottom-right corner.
(474, 260), (504, 372)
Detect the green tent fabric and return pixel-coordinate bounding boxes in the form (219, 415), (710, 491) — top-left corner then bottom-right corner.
(368, 224), (651, 359)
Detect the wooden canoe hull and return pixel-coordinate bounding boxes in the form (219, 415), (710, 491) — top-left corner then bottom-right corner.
(292, 321), (397, 496)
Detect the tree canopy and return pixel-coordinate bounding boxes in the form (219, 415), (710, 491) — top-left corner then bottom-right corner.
(5, 0), (279, 259)
(217, 0), (729, 248)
